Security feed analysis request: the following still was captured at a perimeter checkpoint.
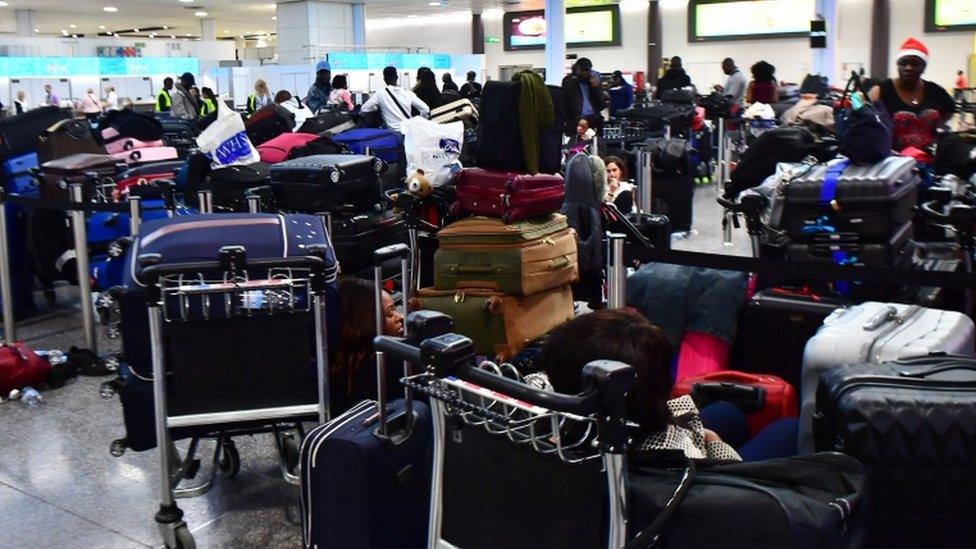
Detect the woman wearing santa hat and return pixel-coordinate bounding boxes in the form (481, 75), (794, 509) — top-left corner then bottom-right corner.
(868, 37), (955, 153)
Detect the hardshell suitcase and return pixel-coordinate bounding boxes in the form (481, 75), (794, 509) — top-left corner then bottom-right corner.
(671, 370), (798, 436)
(787, 220), (914, 268)
(245, 104), (296, 146)
(452, 168), (564, 223)
(204, 162), (272, 212)
(1, 152), (40, 316)
(100, 110), (165, 144)
(269, 154), (383, 212)
(39, 153), (120, 201)
(330, 209), (409, 274)
(815, 357), (976, 549)
(434, 214), (578, 296)
(110, 146), (179, 166)
(782, 156), (919, 242)
(37, 118), (105, 163)
(256, 132), (321, 164)
(430, 98), (479, 128)
(332, 128), (400, 163)
(114, 160), (186, 193)
(297, 110), (355, 135)
(653, 173), (694, 232)
(411, 284), (574, 360)
(157, 115), (199, 152)
(0, 106), (71, 157)
(799, 301), (976, 453)
(103, 137), (164, 156)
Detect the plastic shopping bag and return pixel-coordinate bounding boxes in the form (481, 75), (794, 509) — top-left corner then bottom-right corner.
(401, 116), (463, 187)
(196, 100), (260, 168)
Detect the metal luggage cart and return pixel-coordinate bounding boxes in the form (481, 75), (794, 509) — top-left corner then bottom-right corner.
(374, 330), (636, 549)
(140, 245), (332, 549)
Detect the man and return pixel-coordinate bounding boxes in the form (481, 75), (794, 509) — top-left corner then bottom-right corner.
(955, 70), (969, 101)
(104, 86), (119, 111)
(713, 58), (747, 105)
(654, 56), (693, 100)
(306, 60), (332, 113)
(44, 85), (60, 107)
(170, 72), (199, 120)
(360, 66), (430, 131)
(459, 71), (482, 99)
(156, 78), (173, 113)
(562, 57), (609, 137)
(608, 71), (634, 115)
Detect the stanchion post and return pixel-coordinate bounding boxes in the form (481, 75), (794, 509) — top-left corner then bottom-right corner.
(637, 148), (653, 216)
(589, 135), (599, 156)
(716, 118), (725, 189)
(606, 233), (627, 309)
(247, 194), (261, 214)
(70, 183), (97, 353)
(127, 196), (141, 237)
(197, 190), (213, 214)
(0, 190), (16, 343)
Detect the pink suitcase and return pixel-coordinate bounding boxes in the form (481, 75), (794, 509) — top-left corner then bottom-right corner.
(256, 132), (320, 164)
(451, 168), (565, 223)
(104, 137), (165, 155)
(111, 146), (179, 165)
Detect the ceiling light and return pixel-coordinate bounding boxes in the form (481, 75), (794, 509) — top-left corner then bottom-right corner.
(194, 11), (207, 17)
(163, 25), (168, 30)
(223, 29), (229, 33)
(271, 16), (277, 20)
(60, 29), (67, 34)
(185, 32), (192, 36)
(33, 28), (39, 33)
(70, 24), (77, 28)
(103, 6), (118, 12)
(0, 2), (10, 7)
(407, 14), (418, 18)
(171, 35), (176, 39)
(98, 25), (105, 29)
(71, 34), (77, 38)
(179, 0), (194, 2)
(133, 28), (139, 32)
(428, 1), (441, 5)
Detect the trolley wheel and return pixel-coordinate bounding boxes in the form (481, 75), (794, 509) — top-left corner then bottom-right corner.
(281, 432), (300, 473)
(219, 440), (240, 478)
(43, 289), (56, 307)
(109, 438), (127, 457)
(174, 524), (196, 549)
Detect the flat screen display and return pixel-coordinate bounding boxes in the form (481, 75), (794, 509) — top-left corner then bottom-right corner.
(925, 0), (976, 31)
(689, 0), (815, 42)
(503, 6), (621, 51)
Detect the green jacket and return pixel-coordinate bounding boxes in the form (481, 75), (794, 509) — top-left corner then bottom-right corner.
(155, 89), (172, 112)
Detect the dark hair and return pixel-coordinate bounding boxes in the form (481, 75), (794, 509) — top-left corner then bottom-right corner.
(722, 57), (734, 65)
(466, 70), (476, 81)
(576, 58), (593, 71)
(273, 90), (292, 104)
(332, 277), (378, 397)
(750, 61), (776, 83)
(164, 77), (173, 86)
(383, 66), (398, 85)
(416, 67), (436, 85)
(670, 56), (683, 69)
(604, 155), (629, 181)
(540, 310), (673, 434)
(331, 74), (348, 90)
(201, 87), (215, 100)
(612, 70), (623, 79)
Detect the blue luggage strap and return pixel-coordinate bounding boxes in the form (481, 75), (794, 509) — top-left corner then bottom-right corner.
(818, 159), (854, 295)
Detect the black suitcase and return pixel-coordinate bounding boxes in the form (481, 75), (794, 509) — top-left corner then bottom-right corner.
(781, 156), (919, 242)
(730, 287), (850, 390)
(203, 161), (271, 212)
(894, 241), (965, 310)
(0, 106), (71, 158)
(37, 118), (105, 164)
(815, 356), (976, 549)
(653, 173), (694, 232)
(269, 154), (382, 212)
(245, 104), (296, 146)
(297, 110), (355, 134)
(331, 209), (409, 274)
(616, 103), (694, 134)
(157, 115), (199, 141)
(786, 220), (914, 267)
(602, 202), (671, 250)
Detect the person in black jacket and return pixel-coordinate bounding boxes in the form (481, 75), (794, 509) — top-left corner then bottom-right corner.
(413, 66), (443, 110)
(459, 71), (482, 99)
(441, 73), (459, 94)
(562, 57), (610, 137)
(655, 56), (693, 100)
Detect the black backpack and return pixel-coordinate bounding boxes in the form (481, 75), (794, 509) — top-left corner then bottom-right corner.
(727, 127), (820, 197)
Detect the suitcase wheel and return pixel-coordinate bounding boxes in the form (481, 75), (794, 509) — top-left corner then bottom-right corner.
(218, 439), (241, 478)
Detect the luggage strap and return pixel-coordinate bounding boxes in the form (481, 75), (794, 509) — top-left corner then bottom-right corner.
(817, 159), (849, 212)
(385, 88), (411, 119)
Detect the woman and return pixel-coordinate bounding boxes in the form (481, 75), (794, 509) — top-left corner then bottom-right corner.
(103, 86), (119, 111)
(868, 37), (955, 152)
(604, 155), (635, 213)
(198, 87), (218, 117)
(13, 91), (28, 115)
(327, 74), (355, 111)
(330, 277), (404, 415)
(746, 61), (777, 104)
(79, 88), (102, 122)
(413, 67), (443, 110)
(441, 73), (459, 94)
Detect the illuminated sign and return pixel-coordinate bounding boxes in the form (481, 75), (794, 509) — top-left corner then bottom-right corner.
(0, 57), (199, 77)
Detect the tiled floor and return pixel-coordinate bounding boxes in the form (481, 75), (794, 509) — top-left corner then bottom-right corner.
(0, 183), (749, 548)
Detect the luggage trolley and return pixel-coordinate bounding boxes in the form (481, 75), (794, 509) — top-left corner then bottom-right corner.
(139, 245), (334, 549)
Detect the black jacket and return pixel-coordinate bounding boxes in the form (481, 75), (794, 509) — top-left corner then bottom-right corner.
(655, 68), (692, 100)
(562, 74), (610, 136)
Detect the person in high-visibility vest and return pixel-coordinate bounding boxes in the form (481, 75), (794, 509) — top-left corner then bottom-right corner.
(199, 87), (218, 117)
(247, 79), (273, 115)
(156, 77), (173, 112)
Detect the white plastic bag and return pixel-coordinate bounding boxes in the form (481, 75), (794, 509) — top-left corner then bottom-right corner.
(401, 116), (463, 187)
(280, 98), (313, 131)
(196, 100), (260, 168)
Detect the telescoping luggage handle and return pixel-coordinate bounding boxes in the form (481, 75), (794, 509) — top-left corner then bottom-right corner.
(373, 243), (413, 442)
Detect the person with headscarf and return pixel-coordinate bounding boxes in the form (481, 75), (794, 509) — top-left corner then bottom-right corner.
(441, 73), (459, 94)
(306, 60), (333, 113)
(561, 153), (607, 308)
(413, 67), (443, 110)
(170, 72), (199, 120)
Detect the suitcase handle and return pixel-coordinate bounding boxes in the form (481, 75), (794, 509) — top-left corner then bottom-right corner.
(861, 305), (898, 331)
(897, 355), (976, 379)
(690, 382), (766, 414)
(454, 264), (496, 274)
(373, 243), (413, 442)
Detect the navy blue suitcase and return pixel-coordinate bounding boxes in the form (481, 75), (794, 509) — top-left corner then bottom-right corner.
(1, 152), (39, 316)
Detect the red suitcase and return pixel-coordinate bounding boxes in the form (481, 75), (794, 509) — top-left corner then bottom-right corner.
(256, 132), (320, 164)
(114, 160), (185, 193)
(671, 370), (797, 436)
(452, 168), (564, 223)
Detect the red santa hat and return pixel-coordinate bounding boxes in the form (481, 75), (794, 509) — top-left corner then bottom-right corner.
(896, 37), (928, 64)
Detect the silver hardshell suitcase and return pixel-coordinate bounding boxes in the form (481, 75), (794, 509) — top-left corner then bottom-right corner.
(798, 301), (975, 452)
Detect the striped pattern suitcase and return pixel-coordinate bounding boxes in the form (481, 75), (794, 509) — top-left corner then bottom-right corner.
(430, 98), (479, 127)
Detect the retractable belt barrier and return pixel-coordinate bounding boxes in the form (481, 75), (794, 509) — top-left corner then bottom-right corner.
(2, 192), (130, 214)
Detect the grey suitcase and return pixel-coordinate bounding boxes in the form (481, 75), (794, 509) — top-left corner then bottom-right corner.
(798, 301), (975, 452)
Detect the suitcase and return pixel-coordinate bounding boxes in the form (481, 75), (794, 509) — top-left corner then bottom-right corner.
(430, 98), (479, 127)
(799, 301), (976, 453)
(895, 241), (966, 310)
(256, 132), (321, 164)
(174, 151), (211, 196)
(114, 160), (186, 193)
(815, 356), (976, 549)
(616, 103), (695, 134)
(38, 153), (121, 201)
(781, 156), (919, 242)
(786, 220), (914, 268)
(156, 115), (199, 151)
(730, 287), (850, 392)
(1, 152), (40, 316)
(203, 162), (272, 212)
(476, 81), (563, 175)
(411, 284), (574, 360)
(0, 106), (71, 158)
(652, 173), (694, 232)
(434, 214), (578, 296)
(297, 110), (355, 135)
(110, 146), (179, 166)
(103, 137), (164, 156)
(0, 343), (52, 395)
(37, 118), (105, 163)
(330, 209), (409, 274)
(671, 370), (798, 436)
(269, 154), (383, 213)
(332, 128), (400, 163)
(452, 168), (564, 223)
(602, 204), (672, 250)
(245, 104), (296, 146)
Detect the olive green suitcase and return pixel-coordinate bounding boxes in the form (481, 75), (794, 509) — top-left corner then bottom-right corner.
(410, 285), (574, 360)
(434, 214), (579, 296)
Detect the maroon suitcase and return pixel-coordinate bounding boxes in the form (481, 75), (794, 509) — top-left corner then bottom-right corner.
(451, 168), (564, 223)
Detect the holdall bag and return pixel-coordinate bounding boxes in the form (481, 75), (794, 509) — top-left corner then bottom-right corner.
(99, 110), (165, 144)
(288, 134), (349, 159)
(203, 161), (272, 212)
(0, 106), (71, 158)
(332, 128), (400, 163)
(615, 103), (695, 134)
(411, 284), (574, 360)
(0, 343), (52, 395)
(256, 132), (321, 164)
(103, 137), (165, 156)
(671, 370), (798, 436)
(109, 146), (179, 166)
(430, 97), (479, 127)
(799, 301), (976, 453)
(835, 72), (892, 165)
(296, 109), (355, 135)
(815, 357), (976, 549)
(269, 154), (384, 213)
(37, 118), (105, 163)
(434, 214), (578, 296)
(452, 168), (565, 223)
(38, 153), (121, 201)
(330, 209), (409, 274)
(661, 88), (697, 105)
(244, 104), (296, 146)
(726, 126), (825, 198)
(475, 80), (563, 175)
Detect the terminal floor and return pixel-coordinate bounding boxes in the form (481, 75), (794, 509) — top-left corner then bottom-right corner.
(0, 183), (750, 548)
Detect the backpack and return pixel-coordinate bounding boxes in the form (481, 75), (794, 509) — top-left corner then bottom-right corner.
(727, 127), (820, 198)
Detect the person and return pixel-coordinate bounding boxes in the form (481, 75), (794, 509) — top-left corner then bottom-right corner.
(604, 155), (634, 213)
(654, 56), (692, 100)
(103, 86), (119, 111)
(170, 72), (199, 120)
(44, 85), (60, 107)
(306, 60), (332, 113)
(360, 66), (430, 131)
(247, 79), (273, 115)
(459, 71), (482, 99)
(156, 77), (173, 113)
(608, 71), (634, 115)
(441, 73), (459, 94)
(413, 67), (443, 110)
(868, 37), (956, 152)
(14, 91), (28, 115)
(562, 57), (610, 137)
(79, 88), (102, 121)
(330, 277), (404, 415)
(955, 70), (969, 101)
(746, 61), (777, 104)
(189, 86), (200, 104)
(199, 87), (218, 118)
(327, 74), (355, 111)
(274, 90), (293, 105)
(714, 57), (747, 105)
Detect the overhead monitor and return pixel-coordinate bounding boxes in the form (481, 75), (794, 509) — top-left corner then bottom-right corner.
(925, 0), (976, 32)
(689, 0), (815, 42)
(503, 5), (621, 51)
